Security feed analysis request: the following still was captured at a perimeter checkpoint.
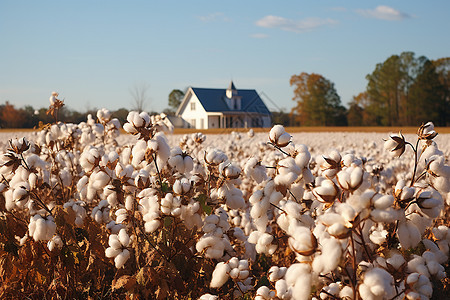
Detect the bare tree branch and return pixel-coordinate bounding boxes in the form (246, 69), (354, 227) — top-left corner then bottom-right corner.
(129, 82), (151, 112)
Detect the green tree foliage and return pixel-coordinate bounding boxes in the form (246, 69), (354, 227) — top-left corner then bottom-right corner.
(290, 72), (346, 126)
(364, 52), (446, 126)
(168, 89), (185, 113)
(432, 57), (450, 126)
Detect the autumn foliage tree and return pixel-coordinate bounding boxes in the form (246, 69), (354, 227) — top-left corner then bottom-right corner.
(290, 72), (346, 126)
(0, 101), (27, 128)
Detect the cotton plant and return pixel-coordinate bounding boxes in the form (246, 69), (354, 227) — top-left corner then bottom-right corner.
(0, 112), (449, 299)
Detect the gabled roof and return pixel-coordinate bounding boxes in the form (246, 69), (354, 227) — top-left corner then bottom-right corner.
(190, 87), (271, 115)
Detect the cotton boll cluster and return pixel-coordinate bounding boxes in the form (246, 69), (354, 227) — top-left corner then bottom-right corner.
(271, 263), (312, 300)
(209, 257), (250, 294)
(255, 286), (275, 300)
(172, 177), (191, 195)
(432, 226), (450, 256)
(214, 181), (245, 210)
(405, 273), (433, 299)
(358, 267), (396, 300)
(407, 251), (446, 280)
(248, 231), (277, 255)
(47, 234), (63, 251)
(196, 211), (232, 259)
(28, 215), (56, 241)
(269, 125), (291, 147)
(91, 199), (111, 223)
(63, 199), (86, 226)
(244, 157), (268, 183)
(138, 188), (161, 233)
(105, 228), (132, 269)
(275, 157), (301, 187)
(168, 147), (194, 174)
(414, 190), (444, 218)
(384, 132), (406, 157)
(397, 220), (421, 250)
(204, 148), (228, 166)
(160, 193), (182, 217)
(150, 113), (174, 134)
(320, 150), (342, 178)
(123, 111), (151, 135)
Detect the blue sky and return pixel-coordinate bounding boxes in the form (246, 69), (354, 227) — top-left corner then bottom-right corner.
(1, 1), (449, 113)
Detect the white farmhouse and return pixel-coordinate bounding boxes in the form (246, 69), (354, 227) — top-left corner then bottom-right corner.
(175, 81), (271, 129)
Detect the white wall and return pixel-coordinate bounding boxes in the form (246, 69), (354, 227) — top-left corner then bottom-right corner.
(180, 93), (208, 129)
(208, 116), (220, 129)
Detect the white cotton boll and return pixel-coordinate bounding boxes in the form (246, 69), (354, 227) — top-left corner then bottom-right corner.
(337, 170), (351, 190)
(315, 238), (342, 274)
(248, 231), (262, 244)
(60, 169), (72, 186)
(229, 268), (239, 279)
(205, 214), (220, 225)
(199, 294), (219, 300)
(123, 122), (137, 134)
(432, 176), (449, 193)
(114, 249), (130, 269)
(238, 270), (249, 280)
(373, 195), (394, 209)
(339, 286), (353, 299)
(118, 229), (130, 247)
(361, 268), (395, 299)
(228, 257), (239, 269)
(210, 262), (230, 288)
(91, 170), (110, 190)
(28, 173), (38, 189)
(123, 195), (134, 211)
(139, 111), (150, 126)
(144, 219), (160, 233)
(255, 286), (272, 299)
(109, 234), (122, 250)
(269, 125), (291, 147)
(386, 253), (406, 270)
(397, 222), (421, 249)
(268, 266), (287, 281)
(370, 207), (398, 223)
(275, 279), (291, 299)
(408, 256), (430, 277)
(5, 190), (15, 211)
(105, 247), (122, 258)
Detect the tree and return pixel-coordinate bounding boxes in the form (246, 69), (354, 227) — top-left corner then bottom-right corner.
(433, 57), (450, 125)
(290, 72), (346, 126)
(365, 52), (446, 126)
(408, 60), (446, 125)
(168, 89), (185, 114)
(0, 101), (27, 128)
(130, 83), (151, 112)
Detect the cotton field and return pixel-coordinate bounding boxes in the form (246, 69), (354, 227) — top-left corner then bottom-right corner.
(0, 108), (449, 299)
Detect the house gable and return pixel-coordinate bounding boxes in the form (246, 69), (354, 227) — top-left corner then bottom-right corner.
(175, 82), (272, 129)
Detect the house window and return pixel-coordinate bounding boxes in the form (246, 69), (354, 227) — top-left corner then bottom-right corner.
(190, 119), (196, 128)
(191, 102), (196, 111)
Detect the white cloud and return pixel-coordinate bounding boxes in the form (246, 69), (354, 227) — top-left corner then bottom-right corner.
(250, 33), (269, 39)
(255, 15), (338, 33)
(356, 5), (411, 21)
(198, 12), (230, 22)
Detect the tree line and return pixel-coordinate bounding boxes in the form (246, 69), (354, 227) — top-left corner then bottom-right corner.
(1, 51), (448, 128)
(290, 52), (449, 126)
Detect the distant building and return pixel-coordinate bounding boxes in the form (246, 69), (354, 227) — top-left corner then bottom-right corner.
(175, 81), (271, 129)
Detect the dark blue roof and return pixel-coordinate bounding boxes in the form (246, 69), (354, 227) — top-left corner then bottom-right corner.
(191, 87), (271, 115)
